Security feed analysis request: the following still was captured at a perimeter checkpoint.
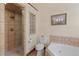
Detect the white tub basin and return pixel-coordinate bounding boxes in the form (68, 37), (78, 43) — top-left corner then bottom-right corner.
(48, 43), (79, 56)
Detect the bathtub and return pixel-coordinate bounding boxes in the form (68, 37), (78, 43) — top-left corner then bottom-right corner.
(47, 43), (79, 56)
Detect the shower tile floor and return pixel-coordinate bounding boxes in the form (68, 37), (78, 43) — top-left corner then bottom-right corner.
(5, 51), (20, 56)
(5, 48), (24, 56)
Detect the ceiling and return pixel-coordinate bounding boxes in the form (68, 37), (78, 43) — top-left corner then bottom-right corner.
(31, 3), (79, 11)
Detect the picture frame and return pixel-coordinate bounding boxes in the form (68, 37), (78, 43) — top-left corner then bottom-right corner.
(51, 13), (67, 25)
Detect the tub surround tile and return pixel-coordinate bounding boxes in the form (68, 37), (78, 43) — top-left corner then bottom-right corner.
(49, 35), (79, 47)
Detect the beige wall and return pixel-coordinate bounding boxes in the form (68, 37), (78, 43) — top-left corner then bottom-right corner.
(33, 4), (79, 38)
(0, 4), (5, 55)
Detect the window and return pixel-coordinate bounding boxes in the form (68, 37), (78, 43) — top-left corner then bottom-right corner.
(30, 13), (36, 34)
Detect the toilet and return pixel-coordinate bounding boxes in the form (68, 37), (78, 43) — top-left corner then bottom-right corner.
(35, 43), (44, 56)
(35, 35), (49, 56)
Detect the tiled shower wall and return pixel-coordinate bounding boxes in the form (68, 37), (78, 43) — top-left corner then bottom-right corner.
(0, 4), (5, 55)
(49, 35), (79, 47)
(5, 5), (23, 53)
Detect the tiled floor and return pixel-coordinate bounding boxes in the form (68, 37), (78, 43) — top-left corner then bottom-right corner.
(28, 50), (37, 56)
(6, 49), (44, 56)
(5, 50), (24, 56)
(28, 49), (45, 56)
(5, 51), (20, 56)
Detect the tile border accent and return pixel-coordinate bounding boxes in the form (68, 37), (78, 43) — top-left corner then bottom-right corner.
(49, 35), (79, 47)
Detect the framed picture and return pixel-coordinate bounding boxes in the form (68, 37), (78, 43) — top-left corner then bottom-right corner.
(51, 13), (67, 25)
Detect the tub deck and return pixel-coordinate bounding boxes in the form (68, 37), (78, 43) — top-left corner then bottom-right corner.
(46, 43), (79, 56)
